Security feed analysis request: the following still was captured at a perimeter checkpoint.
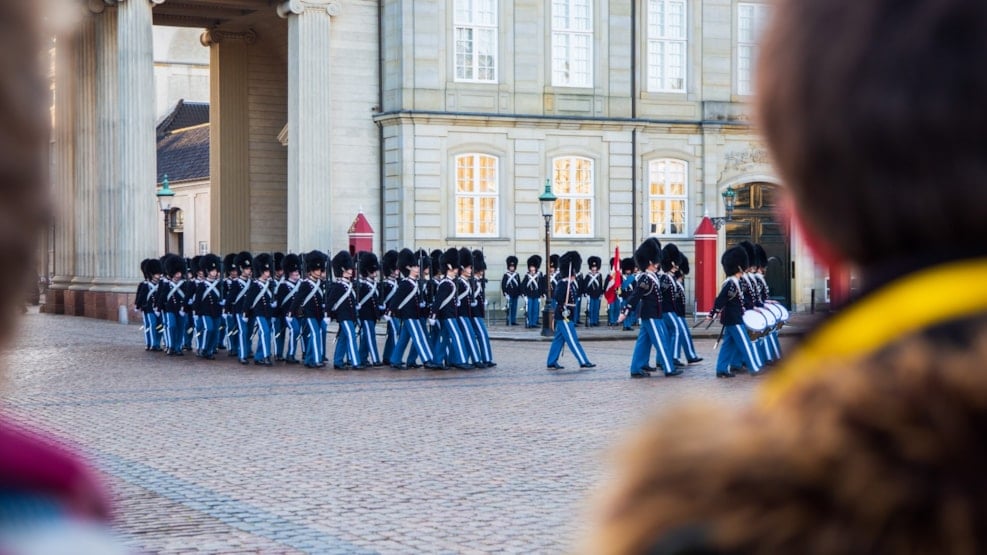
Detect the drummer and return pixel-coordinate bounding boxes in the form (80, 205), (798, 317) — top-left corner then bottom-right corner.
(738, 241), (773, 367)
(753, 243), (783, 363)
(705, 246), (763, 377)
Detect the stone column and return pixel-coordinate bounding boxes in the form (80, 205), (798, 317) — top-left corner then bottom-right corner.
(279, 0), (339, 251)
(203, 29), (256, 253)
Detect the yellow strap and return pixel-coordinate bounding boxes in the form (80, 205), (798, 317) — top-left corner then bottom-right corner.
(760, 258), (987, 406)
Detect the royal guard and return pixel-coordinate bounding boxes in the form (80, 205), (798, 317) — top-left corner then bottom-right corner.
(243, 253), (275, 366)
(230, 251), (254, 364)
(221, 253), (238, 354)
(290, 251), (327, 368)
(195, 254), (224, 360)
(431, 248), (472, 369)
(620, 239), (679, 378)
(705, 246), (763, 377)
(327, 250), (361, 369)
(581, 256), (605, 327)
(157, 254), (189, 357)
(456, 248), (482, 366)
(275, 253), (303, 364)
(501, 255), (521, 326)
(388, 248), (438, 369)
(379, 250), (400, 364)
(546, 251), (595, 370)
(356, 251), (383, 367)
(135, 258), (164, 351)
(521, 255), (545, 328)
(470, 250), (495, 367)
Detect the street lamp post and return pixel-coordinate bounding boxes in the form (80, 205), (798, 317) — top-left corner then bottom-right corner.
(156, 174), (175, 254)
(538, 178), (557, 338)
(710, 186), (737, 230)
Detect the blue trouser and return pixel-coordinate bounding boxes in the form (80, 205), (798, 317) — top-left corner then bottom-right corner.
(165, 311), (184, 352)
(392, 318), (433, 365)
(358, 319), (381, 365)
(303, 318), (325, 367)
(236, 314), (252, 360)
(202, 315), (221, 357)
(409, 318), (430, 364)
(333, 320), (360, 366)
(630, 317), (674, 375)
(253, 317), (272, 362)
(471, 317), (493, 364)
(224, 313), (238, 354)
(507, 295), (518, 325)
(382, 317), (400, 363)
(525, 296), (540, 327)
(608, 301), (620, 325)
(183, 312), (194, 349)
(273, 316), (286, 359)
(546, 319), (590, 366)
(457, 316), (481, 364)
(282, 317), (301, 359)
(670, 313), (699, 360)
(587, 297), (601, 326)
(433, 319), (467, 366)
(716, 324), (762, 373)
(661, 313), (681, 363)
(194, 314), (205, 353)
(142, 311), (161, 349)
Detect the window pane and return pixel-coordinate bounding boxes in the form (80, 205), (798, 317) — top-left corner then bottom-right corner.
(456, 197), (474, 235)
(455, 0), (471, 24)
(456, 156), (474, 192)
(479, 196), (497, 235)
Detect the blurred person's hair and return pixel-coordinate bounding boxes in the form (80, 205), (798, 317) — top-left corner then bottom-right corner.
(756, 0), (987, 267)
(0, 3), (51, 343)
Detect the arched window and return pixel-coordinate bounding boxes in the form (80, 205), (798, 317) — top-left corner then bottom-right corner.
(648, 158), (687, 236)
(455, 153), (499, 237)
(454, 0), (498, 82)
(552, 156), (594, 237)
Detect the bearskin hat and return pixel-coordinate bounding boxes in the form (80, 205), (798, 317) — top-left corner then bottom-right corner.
(753, 243), (769, 269)
(283, 253), (302, 275)
(331, 250), (354, 278)
(140, 259), (150, 279)
(358, 251), (380, 276)
(678, 252), (690, 275)
(527, 254), (542, 270)
(550, 253), (559, 270)
(304, 251), (327, 273)
(620, 257), (636, 273)
(588, 256), (602, 270)
(253, 253), (273, 276)
(235, 251), (253, 271)
(274, 252), (285, 272)
(397, 248), (417, 277)
(381, 250), (399, 276)
(200, 254), (221, 274)
(145, 258), (163, 277)
(430, 249), (443, 277)
(223, 253), (238, 275)
(190, 256), (202, 276)
(440, 247), (460, 273)
(458, 247), (473, 269)
(721, 245), (749, 276)
(737, 241), (757, 270)
(164, 254), (185, 278)
(661, 243), (681, 272)
(472, 250), (486, 272)
(635, 239), (662, 270)
(559, 251), (582, 276)
(506, 255), (518, 268)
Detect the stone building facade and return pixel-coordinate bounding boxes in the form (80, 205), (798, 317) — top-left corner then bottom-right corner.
(48, 0), (827, 322)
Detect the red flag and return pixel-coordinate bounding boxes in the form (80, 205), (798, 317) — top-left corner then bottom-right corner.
(604, 245), (621, 304)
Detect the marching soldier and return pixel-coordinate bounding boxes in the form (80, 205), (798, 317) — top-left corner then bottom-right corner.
(327, 250), (361, 369)
(456, 248), (483, 366)
(470, 249), (495, 367)
(388, 248), (437, 369)
(194, 254), (224, 360)
(672, 252), (702, 364)
(356, 251), (383, 367)
(619, 257), (638, 331)
(521, 255), (544, 328)
(290, 251), (328, 369)
(619, 239), (679, 378)
(230, 252), (254, 364)
(244, 253), (275, 366)
(658, 243), (684, 369)
(135, 259), (163, 351)
(379, 250), (400, 365)
(546, 251), (595, 370)
(407, 249), (432, 368)
(501, 255), (521, 326)
(753, 243), (783, 362)
(275, 253), (303, 364)
(157, 254), (188, 357)
(431, 248), (472, 369)
(705, 246), (763, 377)
(221, 253), (238, 355)
(581, 256), (605, 327)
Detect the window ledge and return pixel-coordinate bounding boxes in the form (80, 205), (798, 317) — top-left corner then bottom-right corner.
(447, 236), (514, 243)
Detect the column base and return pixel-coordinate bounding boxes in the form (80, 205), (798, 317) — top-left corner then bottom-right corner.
(44, 285), (140, 323)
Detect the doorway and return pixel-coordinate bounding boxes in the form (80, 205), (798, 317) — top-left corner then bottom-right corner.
(724, 182), (791, 308)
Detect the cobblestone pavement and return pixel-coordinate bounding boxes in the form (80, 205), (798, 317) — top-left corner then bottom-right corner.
(1, 310), (790, 554)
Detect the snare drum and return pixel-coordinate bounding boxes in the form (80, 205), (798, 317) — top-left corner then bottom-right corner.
(757, 306), (777, 331)
(766, 301), (790, 328)
(762, 303), (783, 325)
(742, 310), (768, 340)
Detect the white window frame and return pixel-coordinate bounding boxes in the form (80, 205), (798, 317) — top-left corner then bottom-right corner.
(646, 0), (687, 93)
(647, 158), (688, 237)
(454, 0), (498, 83)
(551, 0), (594, 88)
(552, 156), (594, 238)
(454, 153), (499, 237)
(736, 2), (770, 96)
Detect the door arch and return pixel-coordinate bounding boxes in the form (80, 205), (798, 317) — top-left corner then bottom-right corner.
(724, 182), (791, 307)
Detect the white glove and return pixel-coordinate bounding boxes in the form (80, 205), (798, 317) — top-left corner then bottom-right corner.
(153, 309), (160, 317)
(285, 315), (294, 323)
(418, 301), (426, 308)
(219, 299), (226, 306)
(378, 305), (386, 312)
(470, 301), (478, 307)
(179, 309), (186, 317)
(428, 318), (437, 327)
(271, 301), (278, 308)
(382, 314), (391, 322)
(323, 317), (331, 326)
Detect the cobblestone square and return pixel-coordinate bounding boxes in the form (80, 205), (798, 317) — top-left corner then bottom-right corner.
(1, 311), (773, 554)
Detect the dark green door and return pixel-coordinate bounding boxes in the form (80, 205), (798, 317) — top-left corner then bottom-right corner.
(724, 182), (791, 308)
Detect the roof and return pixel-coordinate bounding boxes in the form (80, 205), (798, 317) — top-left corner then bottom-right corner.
(156, 99), (209, 139)
(157, 123), (209, 185)
(347, 212), (374, 234)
